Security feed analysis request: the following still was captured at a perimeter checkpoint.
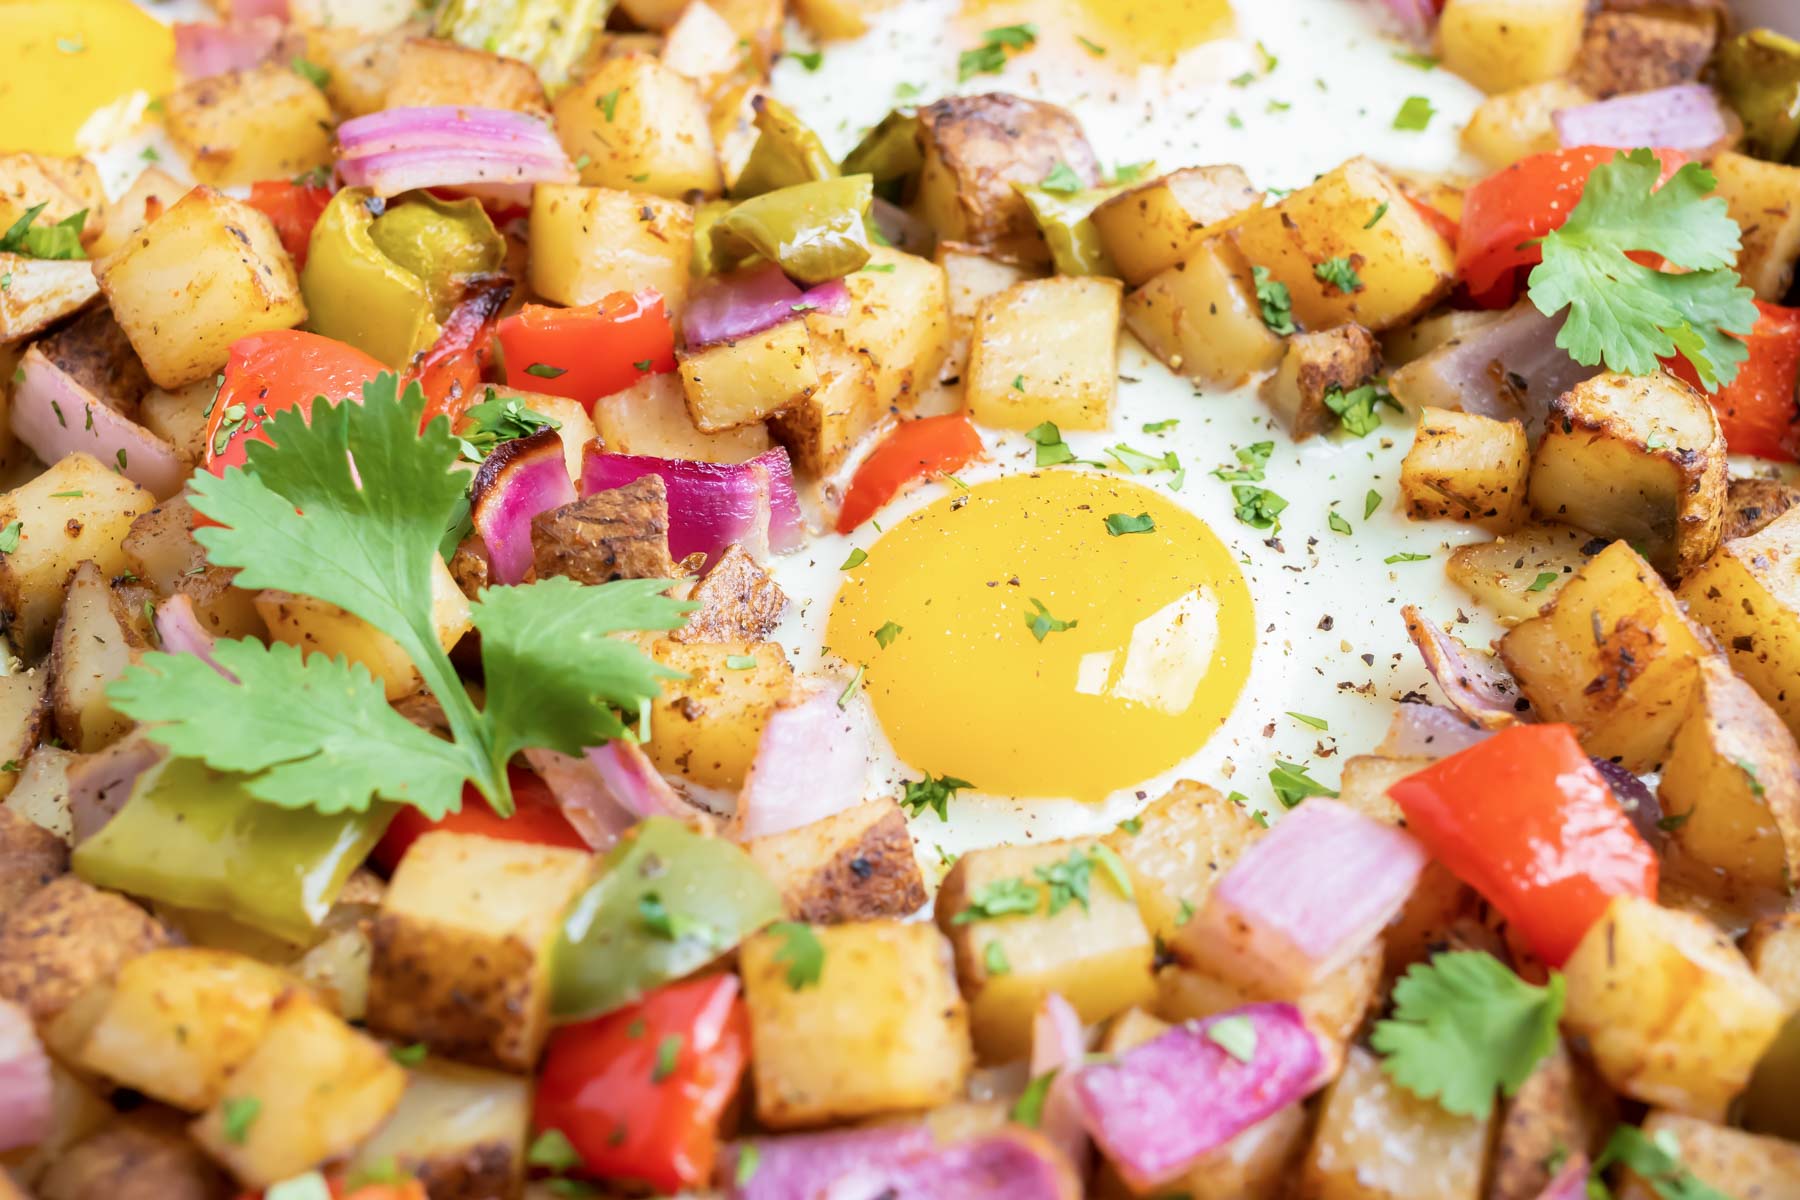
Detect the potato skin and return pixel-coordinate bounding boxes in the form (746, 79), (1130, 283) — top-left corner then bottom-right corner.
(1721, 476), (1800, 543)
(0, 876), (170, 1027)
(1487, 1042), (1617, 1200)
(674, 543), (789, 645)
(1261, 324), (1382, 441)
(747, 798), (926, 923)
(1568, 11), (1714, 99)
(0, 805), (67, 912)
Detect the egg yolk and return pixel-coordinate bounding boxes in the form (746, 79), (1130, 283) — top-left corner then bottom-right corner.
(963, 0), (1234, 65)
(0, 0), (174, 155)
(828, 471), (1253, 802)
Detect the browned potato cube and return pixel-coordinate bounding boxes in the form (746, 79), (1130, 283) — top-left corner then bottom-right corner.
(345, 1057), (532, 1200)
(1123, 237), (1287, 388)
(49, 561), (148, 754)
(1261, 324), (1383, 441)
(1445, 523), (1601, 624)
(790, 0), (897, 39)
(1712, 152), (1800, 302)
(1298, 1045), (1491, 1199)
(1744, 913), (1800, 1009)
(1679, 507), (1800, 742)
(768, 345), (887, 478)
(661, 0), (743, 95)
(1099, 781), (1263, 942)
(0, 256), (99, 344)
(37, 1110), (226, 1200)
(165, 64), (334, 187)
(1161, 940), (1382, 1075)
(0, 667), (48, 804)
(553, 53), (722, 199)
(121, 497), (265, 640)
(385, 38), (548, 115)
(1569, 11), (1714, 99)
(90, 167), (186, 258)
(646, 639), (791, 791)
(1461, 80), (1594, 170)
(0, 153), (101, 246)
(672, 543), (789, 644)
(1438, 0), (1586, 94)
(680, 319), (818, 433)
(936, 241), (1033, 381)
(1400, 407), (1530, 531)
(1091, 165), (1262, 286)
(529, 185), (692, 315)
(1721, 476), (1800, 543)
(1488, 1041), (1617, 1200)
(746, 797), (927, 922)
(967, 276), (1120, 432)
(805, 245), (950, 409)
(0, 875), (170, 1028)
(1617, 1112), (1800, 1200)
(592, 372), (773, 462)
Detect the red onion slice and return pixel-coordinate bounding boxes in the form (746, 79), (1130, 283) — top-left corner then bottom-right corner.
(1403, 605), (1534, 728)
(684, 264), (853, 351)
(732, 684), (870, 841)
(1030, 994), (1091, 1175)
(1376, 703), (1494, 759)
(1555, 85), (1728, 153)
(13, 348), (185, 500)
(1377, 0), (1438, 43)
(580, 446), (808, 565)
(0, 998), (51, 1152)
(153, 594), (232, 679)
(471, 430), (576, 585)
(172, 17), (283, 79)
(1184, 799), (1429, 996)
(849, 1131), (1080, 1198)
(336, 106), (576, 198)
(586, 740), (686, 819)
(1074, 1003), (1327, 1190)
(1388, 301), (1598, 438)
(1533, 1154), (1590, 1200)
(725, 1125), (936, 1200)
(1590, 756), (1664, 847)
(749, 447), (805, 552)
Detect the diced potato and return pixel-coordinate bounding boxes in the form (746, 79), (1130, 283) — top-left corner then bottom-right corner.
(1400, 406), (1529, 531)
(1562, 895), (1784, 1120)
(1745, 913), (1800, 1010)
(1261, 324), (1383, 441)
(529, 185), (693, 316)
(910, 94), (1100, 266)
(164, 65), (334, 187)
(1569, 11), (1714, 99)
(1230, 157), (1454, 334)
(936, 241), (1032, 382)
(791, 0), (897, 39)
(138, 380), (214, 470)
(805, 245), (950, 410)
(709, 0), (784, 70)
(1657, 656), (1800, 905)
(95, 187), (306, 390)
(1722, 477), (1800, 544)
(0, 804), (63, 911)
(0, 453), (156, 658)
(1100, 781), (1263, 942)
(746, 797), (926, 922)
(0, 875), (170, 1028)
(1380, 308), (1500, 368)
(1528, 372), (1726, 578)
(303, 24), (409, 118)
(0, 153), (100, 246)
(68, 948), (289, 1111)
(1123, 236), (1287, 388)
(679, 318), (818, 432)
(0, 256), (99, 346)
(553, 53), (722, 200)
(90, 166), (185, 258)
(1445, 522), (1599, 624)
(346, 1058), (531, 1200)
(1488, 1042), (1617, 1200)
(617, 0), (686, 27)
(1091, 165), (1263, 286)
(1461, 80), (1594, 169)
(1617, 1112), (1800, 1200)
(256, 555), (470, 701)
(741, 920), (971, 1127)
(192, 992), (406, 1187)
(1713, 151), (1800, 303)
(967, 276), (1120, 432)
(1438, 0), (1587, 94)
(661, 0), (743, 95)
(3, 746), (75, 843)
(1298, 1045), (1491, 1200)
(768, 345), (887, 479)
(0, 669), (47, 803)
(709, 82), (767, 192)
(1678, 507), (1800, 742)
(367, 831), (593, 1071)
(592, 372), (773, 462)
(286, 0), (414, 30)
(645, 639), (792, 790)
(385, 38), (548, 115)
(1500, 541), (1709, 772)
(121, 496), (265, 640)
(49, 561), (146, 754)
(936, 839), (1155, 1063)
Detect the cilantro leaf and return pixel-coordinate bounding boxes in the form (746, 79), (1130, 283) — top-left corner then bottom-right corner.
(1527, 150), (1757, 389)
(1251, 266), (1296, 335)
(0, 203), (88, 260)
(1370, 951), (1565, 1120)
(456, 389), (560, 462)
(901, 772), (974, 820)
(1040, 161), (1083, 194)
(1269, 759), (1335, 807)
(768, 921), (825, 989)
(1323, 383), (1399, 437)
(1593, 1124), (1732, 1200)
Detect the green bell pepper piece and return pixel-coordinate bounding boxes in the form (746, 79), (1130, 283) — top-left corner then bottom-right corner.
(690, 199), (734, 277)
(301, 188), (440, 367)
(1717, 29), (1800, 163)
(732, 96), (839, 200)
(712, 174), (875, 285)
(840, 109), (922, 202)
(550, 816), (782, 1021)
(368, 194), (505, 323)
(71, 755), (391, 944)
(1016, 182), (1125, 277)
(1741, 1009), (1800, 1140)
(433, 0), (611, 92)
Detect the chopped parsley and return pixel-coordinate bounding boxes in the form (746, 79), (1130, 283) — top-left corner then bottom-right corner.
(524, 362), (567, 379)
(1739, 759), (1766, 797)
(0, 521), (22, 554)
(768, 921), (825, 989)
(1592, 1125), (1731, 1200)
(0, 203), (87, 261)
(1328, 510), (1352, 535)
(1012, 1070), (1057, 1126)
(837, 665), (864, 708)
(1394, 50), (1439, 69)
(1104, 511), (1155, 536)
(1232, 485), (1287, 530)
(1143, 418), (1179, 433)
(1363, 202), (1390, 229)
(1077, 34), (1106, 55)
(1287, 711), (1328, 731)
(455, 390), (560, 463)
(1385, 551), (1431, 564)
(1027, 420), (1077, 467)
(652, 1034), (683, 1082)
(792, 49), (824, 70)
(1024, 596), (1078, 641)
(1392, 95), (1436, 131)
(1270, 759), (1336, 807)
(1040, 161), (1084, 194)
(1323, 383), (1400, 437)
(952, 877), (1042, 923)
(290, 55), (331, 88)
(1364, 489), (1382, 519)
(984, 940), (1011, 975)
(388, 1042), (428, 1066)
(724, 654), (757, 670)
(527, 1129), (585, 1172)
(637, 892), (717, 945)
(840, 547), (868, 569)
(1116, 816), (1142, 835)
(735, 1145), (761, 1186)
(959, 23), (1037, 81)
(1205, 1015), (1258, 1063)
(873, 620), (903, 648)
(901, 773), (974, 821)
(1527, 571), (1559, 592)
(220, 1096), (261, 1145)
(1252, 265), (1297, 335)
(1314, 256), (1363, 294)
(597, 89), (621, 121)
(1214, 441), (1275, 482)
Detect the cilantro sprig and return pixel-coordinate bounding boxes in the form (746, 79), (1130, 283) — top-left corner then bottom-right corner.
(1527, 149), (1757, 389)
(109, 374), (689, 819)
(0, 203), (87, 260)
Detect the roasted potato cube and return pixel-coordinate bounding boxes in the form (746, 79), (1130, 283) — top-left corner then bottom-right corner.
(1123, 236), (1286, 388)
(672, 542), (789, 644)
(936, 241), (1033, 382)
(1722, 477), (1800, 543)
(1261, 324), (1383, 441)
(554, 53), (722, 200)
(38, 1110), (227, 1200)
(1569, 11), (1714, 99)
(1679, 507), (1800, 741)
(529, 185), (692, 316)
(1528, 371), (1727, 578)
(366, 831), (592, 1071)
(385, 38), (548, 115)
(4, 746), (76, 843)
(0, 256), (99, 345)
(90, 166), (186, 259)
(805, 245), (950, 409)
(0, 804), (64, 911)
(1617, 1112), (1800, 1200)
(936, 839), (1154, 1063)
(1091, 165), (1262, 286)
(661, 0), (742, 94)
(530, 476), (677, 586)
(1658, 656), (1800, 905)
(303, 24), (409, 118)
(1438, 0), (1587, 94)
(49, 561), (148, 754)
(741, 920), (971, 1127)
(1745, 913), (1800, 1010)
(1400, 407), (1529, 531)
(645, 639), (792, 790)
(1230, 157), (1454, 334)
(192, 992), (406, 1187)
(0, 875), (170, 1028)
(768, 346), (886, 478)
(0, 454), (156, 658)
(1446, 522), (1601, 624)
(138, 380), (214, 470)
(68, 948), (289, 1111)
(165, 64), (334, 187)
(1298, 1045), (1491, 1200)
(1712, 152), (1800, 302)
(679, 318), (818, 433)
(0, 153), (101, 246)
(1488, 1041), (1616, 1200)
(95, 187), (306, 389)
(1462, 80), (1596, 170)
(791, 0), (896, 38)
(1500, 541), (1708, 772)
(592, 372), (773, 462)
(746, 797), (926, 922)
(1100, 781), (1263, 942)
(346, 1058), (531, 1200)
(0, 667), (47, 805)
(1380, 308), (1500, 368)
(121, 497), (265, 640)
(1562, 895), (1783, 1120)
(967, 276), (1120, 432)
(910, 94), (1101, 266)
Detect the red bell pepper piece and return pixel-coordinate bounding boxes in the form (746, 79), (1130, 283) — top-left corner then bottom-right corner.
(534, 974), (749, 1194)
(411, 280), (511, 430)
(1667, 299), (1800, 462)
(835, 414), (984, 533)
(246, 179), (334, 270)
(1388, 724), (1658, 966)
(203, 330), (387, 474)
(497, 291), (676, 411)
(1456, 147), (1687, 309)
(372, 765), (585, 872)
